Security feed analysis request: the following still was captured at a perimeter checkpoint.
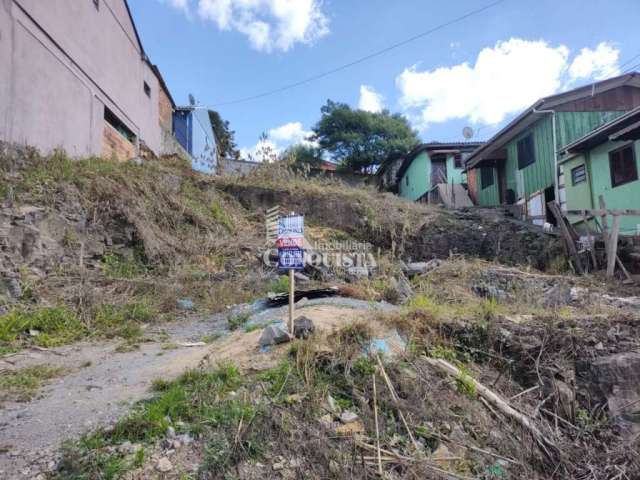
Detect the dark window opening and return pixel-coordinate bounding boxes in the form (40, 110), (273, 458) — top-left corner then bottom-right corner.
(104, 107), (135, 144)
(405, 175), (409, 186)
(93, 0), (99, 9)
(143, 81), (151, 97)
(480, 167), (494, 189)
(454, 153), (463, 169)
(609, 144), (638, 188)
(517, 134), (535, 170)
(571, 164), (587, 186)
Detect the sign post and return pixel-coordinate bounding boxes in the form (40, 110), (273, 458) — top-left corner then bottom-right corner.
(277, 213), (304, 334)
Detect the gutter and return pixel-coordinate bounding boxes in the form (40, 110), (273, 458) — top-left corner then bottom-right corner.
(532, 107), (559, 204)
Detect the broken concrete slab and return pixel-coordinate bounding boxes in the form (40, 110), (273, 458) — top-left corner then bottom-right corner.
(258, 322), (292, 347)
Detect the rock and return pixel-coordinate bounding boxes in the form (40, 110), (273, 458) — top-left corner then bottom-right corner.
(339, 411), (359, 424)
(272, 456), (287, 471)
(176, 298), (195, 311)
(542, 284), (571, 308)
(329, 460), (340, 474)
(156, 457), (173, 473)
(402, 259), (444, 278)
(472, 284), (508, 302)
(293, 316), (315, 339)
(166, 426), (176, 438)
(294, 272), (310, 283)
(325, 393), (338, 413)
(259, 322), (291, 346)
(576, 352), (640, 435)
(318, 414), (334, 429)
(385, 276), (413, 304)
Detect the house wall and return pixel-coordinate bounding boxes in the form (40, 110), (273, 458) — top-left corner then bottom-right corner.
(445, 154), (466, 184)
(399, 151), (429, 201)
(0, 0), (165, 157)
(589, 140), (640, 234)
(475, 167), (500, 206)
(562, 154), (594, 225)
(189, 109), (217, 172)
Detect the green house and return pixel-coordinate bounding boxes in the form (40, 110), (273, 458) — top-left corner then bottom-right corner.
(465, 73), (640, 224)
(397, 142), (483, 204)
(560, 106), (640, 236)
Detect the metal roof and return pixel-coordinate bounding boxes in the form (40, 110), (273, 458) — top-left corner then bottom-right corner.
(465, 72), (640, 169)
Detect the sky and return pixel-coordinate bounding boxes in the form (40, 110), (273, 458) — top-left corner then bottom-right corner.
(128, 0), (640, 161)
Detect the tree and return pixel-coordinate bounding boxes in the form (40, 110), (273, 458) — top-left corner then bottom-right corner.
(280, 143), (323, 171)
(208, 110), (240, 161)
(312, 100), (420, 172)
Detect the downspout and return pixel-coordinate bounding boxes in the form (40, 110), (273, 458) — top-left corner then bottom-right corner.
(532, 107), (559, 205)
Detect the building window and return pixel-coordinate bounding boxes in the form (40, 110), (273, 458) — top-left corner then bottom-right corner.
(104, 107), (136, 144)
(609, 144), (638, 188)
(93, 0), (99, 9)
(571, 164), (587, 186)
(517, 134), (535, 170)
(405, 175), (409, 186)
(454, 153), (463, 169)
(144, 82), (151, 97)
(481, 167), (494, 189)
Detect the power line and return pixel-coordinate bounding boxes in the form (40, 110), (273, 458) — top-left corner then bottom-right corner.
(206, 0), (507, 108)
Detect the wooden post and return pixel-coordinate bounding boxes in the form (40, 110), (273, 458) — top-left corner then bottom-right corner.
(599, 196), (609, 260)
(607, 215), (621, 278)
(288, 268), (295, 333)
(582, 210), (598, 271)
(548, 202), (584, 274)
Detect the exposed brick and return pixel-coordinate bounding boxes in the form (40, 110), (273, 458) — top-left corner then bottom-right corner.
(158, 87), (173, 132)
(102, 122), (136, 161)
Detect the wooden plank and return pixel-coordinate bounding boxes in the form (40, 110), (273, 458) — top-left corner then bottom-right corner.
(607, 215), (621, 278)
(616, 256), (634, 284)
(582, 211), (599, 270)
(548, 201), (584, 274)
(599, 196), (609, 265)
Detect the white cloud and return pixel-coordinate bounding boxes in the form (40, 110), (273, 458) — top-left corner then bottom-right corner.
(396, 38), (621, 130)
(167, 0), (190, 10)
(358, 85), (384, 113)
(190, 0), (329, 52)
(241, 121), (316, 161)
(569, 42), (620, 81)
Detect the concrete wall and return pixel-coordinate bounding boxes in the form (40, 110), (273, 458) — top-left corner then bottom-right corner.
(0, 0), (166, 157)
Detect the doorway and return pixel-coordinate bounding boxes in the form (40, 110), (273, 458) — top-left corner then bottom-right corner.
(431, 155), (447, 187)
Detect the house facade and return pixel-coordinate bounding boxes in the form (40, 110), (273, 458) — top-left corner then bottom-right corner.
(0, 0), (175, 160)
(173, 107), (218, 171)
(397, 142), (483, 203)
(465, 73), (640, 224)
(560, 106), (640, 235)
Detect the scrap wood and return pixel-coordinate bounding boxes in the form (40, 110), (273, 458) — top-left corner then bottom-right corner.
(374, 354), (420, 450)
(372, 373), (383, 476)
(423, 356), (559, 461)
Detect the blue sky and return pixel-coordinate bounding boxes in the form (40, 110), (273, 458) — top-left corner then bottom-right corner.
(129, 0), (640, 159)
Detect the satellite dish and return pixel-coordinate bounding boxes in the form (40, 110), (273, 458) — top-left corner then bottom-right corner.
(188, 94), (196, 106)
(462, 126), (474, 139)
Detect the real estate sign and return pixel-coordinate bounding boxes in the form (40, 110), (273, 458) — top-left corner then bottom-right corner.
(277, 214), (304, 270)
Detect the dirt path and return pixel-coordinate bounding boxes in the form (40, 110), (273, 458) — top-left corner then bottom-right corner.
(0, 314), (226, 479)
(0, 298), (395, 479)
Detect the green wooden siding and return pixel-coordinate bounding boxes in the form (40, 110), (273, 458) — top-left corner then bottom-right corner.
(586, 140), (640, 234)
(398, 152), (467, 201)
(556, 111), (626, 150)
(399, 151), (429, 201)
(475, 167), (499, 206)
(506, 115), (555, 198)
(563, 154), (594, 225)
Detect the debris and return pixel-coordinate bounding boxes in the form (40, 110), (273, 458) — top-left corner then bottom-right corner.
(156, 457), (173, 473)
(258, 322), (291, 346)
(177, 342), (206, 348)
(335, 419), (365, 435)
(339, 411), (359, 424)
(293, 316), (315, 339)
(367, 330), (406, 358)
(402, 259), (444, 278)
(176, 298), (195, 311)
(267, 287), (339, 307)
(294, 272), (310, 283)
(542, 284), (571, 307)
(386, 275), (413, 303)
(272, 456), (287, 471)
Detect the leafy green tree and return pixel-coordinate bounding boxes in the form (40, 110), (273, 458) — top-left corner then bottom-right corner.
(280, 143), (323, 171)
(208, 110), (240, 160)
(312, 100), (420, 172)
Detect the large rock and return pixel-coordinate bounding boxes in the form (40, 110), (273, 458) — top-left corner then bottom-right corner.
(576, 352), (640, 435)
(259, 322), (292, 346)
(293, 316), (315, 339)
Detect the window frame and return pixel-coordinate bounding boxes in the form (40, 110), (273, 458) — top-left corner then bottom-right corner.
(454, 153), (463, 169)
(571, 164), (587, 186)
(609, 143), (638, 188)
(517, 134), (536, 170)
(480, 167), (494, 190)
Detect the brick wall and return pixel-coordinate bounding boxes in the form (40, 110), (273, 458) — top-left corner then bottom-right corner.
(158, 87), (173, 132)
(102, 123), (136, 161)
